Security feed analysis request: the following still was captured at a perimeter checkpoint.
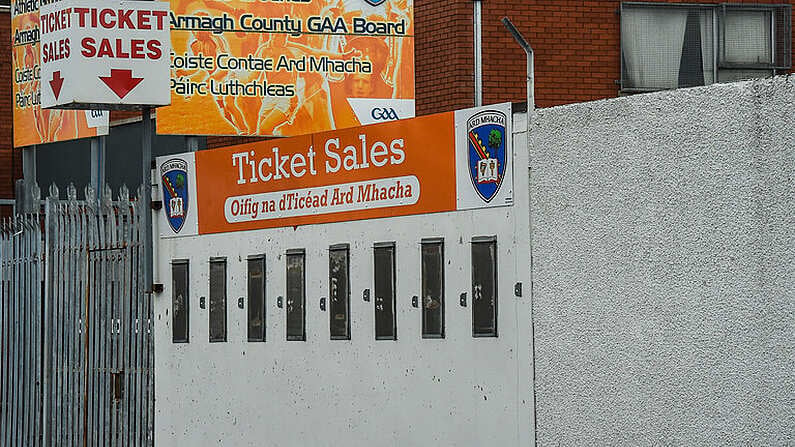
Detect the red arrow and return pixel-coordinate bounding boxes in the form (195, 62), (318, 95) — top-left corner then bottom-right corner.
(49, 71), (64, 100)
(98, 69), (144, 100)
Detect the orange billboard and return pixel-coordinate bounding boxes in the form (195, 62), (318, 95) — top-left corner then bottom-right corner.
(156, 103), (515, 238)
(11, 1), (108, 148)
(157, 0), (415, 137)
(195, 111), (452, 234)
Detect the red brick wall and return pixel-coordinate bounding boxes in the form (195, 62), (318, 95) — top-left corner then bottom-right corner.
(414, 0), (474, 114)
(419, 0), (795, 114)
(0, 10), (21, 200)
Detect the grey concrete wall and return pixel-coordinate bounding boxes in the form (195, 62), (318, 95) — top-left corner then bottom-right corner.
(529, 76), (794, 446)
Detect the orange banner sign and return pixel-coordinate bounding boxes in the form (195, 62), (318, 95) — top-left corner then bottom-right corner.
(12, 0), (108, 147)
(157, 103), (514, 237)
(156, 0), (415, 137)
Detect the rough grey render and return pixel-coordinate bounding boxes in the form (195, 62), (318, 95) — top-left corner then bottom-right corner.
(528, 76), (794, 446)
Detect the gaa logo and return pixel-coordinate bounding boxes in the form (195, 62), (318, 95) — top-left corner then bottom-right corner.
(371, 107), (399, 121)
(160, 158), (189, 233)
(363, 0), (386, 5)
(466, 110), (507, 202)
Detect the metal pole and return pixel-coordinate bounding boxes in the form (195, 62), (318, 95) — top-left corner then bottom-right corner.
(90, 136), (106, 203)
(501, 16), (536, 446)
(186, 136), (199, 152)
(22, 146), (36, 184)
(22, 146), (36, 212)
(474, 0), (483, 107)
(501, 17), (534, 115)
(141, 107), (153, 293)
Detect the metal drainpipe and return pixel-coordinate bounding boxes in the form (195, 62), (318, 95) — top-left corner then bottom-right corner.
(474, 0), (483, 107)
(501, 18), (534, 117)
(501, 16), (536, 446)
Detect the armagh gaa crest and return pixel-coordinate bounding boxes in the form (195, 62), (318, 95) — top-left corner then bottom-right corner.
(161, 159), (189, 233)
(467, 110), (507, 202)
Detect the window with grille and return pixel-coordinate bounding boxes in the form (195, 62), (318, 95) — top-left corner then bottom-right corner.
(329, 244), (350, 340)
(209, 258), (227, 343)
(421, 239), (444, 339)
(247, 255), (266, 342)
(286, 249), (306, 341)
(171, 260), (189, 343)
(621, 3), (791, 92)
(374, 242), (397, 341)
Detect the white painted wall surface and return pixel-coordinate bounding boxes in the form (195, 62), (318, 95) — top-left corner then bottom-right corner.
(529, 77), (795, 445)
(155, 114), (533, 446)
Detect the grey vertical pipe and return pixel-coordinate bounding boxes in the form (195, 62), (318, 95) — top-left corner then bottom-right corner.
(501, 18), (535, 115)
(186, 136), (199, 152)
(22, 146), (36, 213)
(142, 107), (153, 294)
(141, 106), (154, 443)
(474, 0), (483, 107)
(91, 137), (107, 202)
(501, 16), (536, 446)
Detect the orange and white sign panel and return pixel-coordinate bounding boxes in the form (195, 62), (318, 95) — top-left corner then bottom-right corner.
(156, 0), (415, 137)
(12, 0), (108, 147)
(157, 103), (513, 238)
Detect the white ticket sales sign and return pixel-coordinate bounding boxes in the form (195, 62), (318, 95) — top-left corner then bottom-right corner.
(39, 0), (171, 109)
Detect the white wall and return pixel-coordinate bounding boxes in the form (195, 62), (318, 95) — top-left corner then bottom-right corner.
(529, 76), (794, 445)
(154, 114), (534, 446)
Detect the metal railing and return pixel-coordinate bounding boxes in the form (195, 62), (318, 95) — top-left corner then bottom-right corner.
(1, 182), (153, 447)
